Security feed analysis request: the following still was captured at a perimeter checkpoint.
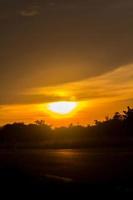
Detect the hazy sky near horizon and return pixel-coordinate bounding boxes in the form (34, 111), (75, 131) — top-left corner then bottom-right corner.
(0, 0), (133, 125)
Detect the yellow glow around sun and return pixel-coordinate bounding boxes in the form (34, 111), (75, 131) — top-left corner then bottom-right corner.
(48, 101), (77, 115)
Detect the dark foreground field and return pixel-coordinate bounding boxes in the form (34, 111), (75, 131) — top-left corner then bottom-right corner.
(0, 148), (133, 197)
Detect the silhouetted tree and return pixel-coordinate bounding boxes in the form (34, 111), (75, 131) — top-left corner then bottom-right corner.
(0, 106), (132, 148)
(35, 120), (45, 126)
(123, 107), (133, 136)
(113, 112), (122, 121)
(94, 120), (101, 126)
(123, 106), (133, 120)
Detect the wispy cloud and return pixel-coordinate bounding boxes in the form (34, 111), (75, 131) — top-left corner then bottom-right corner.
(19, 6), (40, 17)
(29, 64), (133, 104)
(0, 64), (133, 106)
(0, 94), (64, 105)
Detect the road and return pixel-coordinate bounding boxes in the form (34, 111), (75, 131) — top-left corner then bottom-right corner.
(0, 149), (133, 183)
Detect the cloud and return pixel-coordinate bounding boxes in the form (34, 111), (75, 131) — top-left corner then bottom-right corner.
(0, 64), (133, 106)
(0, 94), (65, 105)
(19, 6), (40, 17)
(28, 63), (133, 104)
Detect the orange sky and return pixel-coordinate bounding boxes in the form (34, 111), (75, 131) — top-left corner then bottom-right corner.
(1, 1), (133, 126)
(1, 64), (133, 127)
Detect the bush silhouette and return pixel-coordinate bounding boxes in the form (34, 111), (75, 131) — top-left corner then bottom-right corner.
(0, 107), (133, 148)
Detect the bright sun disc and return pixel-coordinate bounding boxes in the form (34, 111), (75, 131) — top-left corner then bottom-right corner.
(48, 101), (77, 115)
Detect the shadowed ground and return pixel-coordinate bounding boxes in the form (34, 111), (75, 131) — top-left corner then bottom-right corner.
(0, 149), (133, 197)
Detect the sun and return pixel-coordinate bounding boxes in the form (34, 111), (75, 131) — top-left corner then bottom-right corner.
(48, 101), (77, 115)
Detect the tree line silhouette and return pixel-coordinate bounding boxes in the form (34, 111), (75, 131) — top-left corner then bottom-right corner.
(0, 106), (133, 149)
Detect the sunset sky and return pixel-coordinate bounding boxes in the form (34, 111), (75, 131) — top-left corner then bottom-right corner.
(0, 0), (133, 127)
